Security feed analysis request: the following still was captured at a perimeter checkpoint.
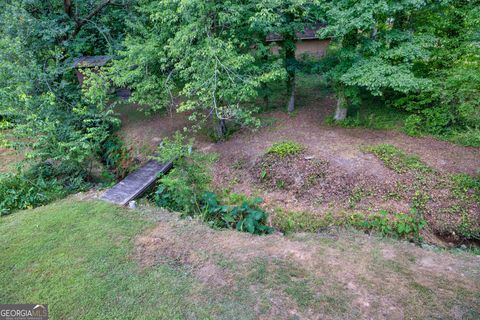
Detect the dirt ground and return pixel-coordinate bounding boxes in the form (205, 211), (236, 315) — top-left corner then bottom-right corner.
(117, 93), (480, 245)
(115, 103), (191, 160)
(202, 98), (479, 243)
(134, 205), (480, 320)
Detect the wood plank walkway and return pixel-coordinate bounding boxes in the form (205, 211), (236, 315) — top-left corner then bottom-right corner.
(100, 160), (173, 205)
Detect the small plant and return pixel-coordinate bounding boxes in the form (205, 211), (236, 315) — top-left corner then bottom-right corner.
(451, 173), (480, 202)
(153, 132), (272, 235)
(267, 141), (304, 158)
(272, 209), (336, 234)
(364, 144), (431, 174)
(411, 190), (430, 212)
(201, 192), (273, 235)
(348, 187), (368, 209)
(350, 209), (427, 241)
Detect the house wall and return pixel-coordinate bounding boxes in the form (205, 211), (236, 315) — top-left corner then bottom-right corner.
(269, 39), (331, 59)
(295, 39), (330, 59)
(75, 70), (85, 86)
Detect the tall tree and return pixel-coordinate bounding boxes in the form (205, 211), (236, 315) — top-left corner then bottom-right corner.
(251, 0), (323, 113)
(112, 0), (283, 140)
(317, 0), (434, 120)
(0, 0), (130, 177)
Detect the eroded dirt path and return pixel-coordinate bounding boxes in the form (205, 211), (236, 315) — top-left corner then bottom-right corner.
(135, 208), (480, 319)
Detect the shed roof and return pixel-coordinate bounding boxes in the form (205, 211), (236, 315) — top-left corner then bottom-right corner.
(266, 23), (327, 42)
(72, 55), (113, 68)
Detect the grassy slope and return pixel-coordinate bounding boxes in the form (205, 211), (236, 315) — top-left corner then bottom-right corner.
(1, 199), (479, 319)
(0, 200), (212, 319)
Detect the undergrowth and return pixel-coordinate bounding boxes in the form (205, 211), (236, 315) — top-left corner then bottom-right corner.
(153, 132), (272, 235)
(267, 141), (304, 158)
(364, 144), (431, 174)
(272, 208), (426, 241)
(0, 163), (87, 215)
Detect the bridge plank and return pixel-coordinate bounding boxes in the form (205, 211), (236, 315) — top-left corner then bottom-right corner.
(100, 160), (173, 205)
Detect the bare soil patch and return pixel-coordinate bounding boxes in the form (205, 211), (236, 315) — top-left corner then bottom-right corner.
(203, 97), (480, 244)
(115, 103), (192, 161)
(135, 208), (480, 319)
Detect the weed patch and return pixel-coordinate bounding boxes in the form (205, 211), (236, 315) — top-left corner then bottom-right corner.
(152, 132), (272, 235)
(364, 144), (432, 174)
(349, 209), (427, 241)
(272, 209), (337, 234)
(267, 141), (304, 158)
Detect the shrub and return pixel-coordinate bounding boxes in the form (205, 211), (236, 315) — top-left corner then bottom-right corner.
(100, 135), (134, 179)
(0, 172), (66, 215)
(154, 133), (213, 214)
(404, 115), (423, 136)
(153, 132), (272, 235)
(0, 157), (91, 215)
(201, 192), (273, 235)
(449, 127), (480, 147)
(267, 141), (304, 158)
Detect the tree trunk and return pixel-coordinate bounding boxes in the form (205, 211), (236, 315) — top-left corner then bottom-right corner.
(64, 0), (73, 18)
(213, 117), (227, 142)
(334, 93), (348, 121)
(261, 83), (269, 109)
(286, 72), (295, 113)
(284, 35), (296, 113)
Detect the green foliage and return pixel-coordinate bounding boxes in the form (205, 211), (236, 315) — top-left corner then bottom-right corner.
(325, 99), (409, 130)
(111, 0), (285, 136)
(318, 1), (480, 142)
(365, 144), (431, 174)
(267, 141), (304, 158)
(349, 209), (426, 241)
(451, 174), (480, 203)
(448, 128), (480, 148)
(0, 1), (127, 214)
(272, 209), (336, 234)
(153, 132), (272, 235)
(0, 174), (60, 215)
(100, 135), (133, 180)
(201, 192), (273, 235)
(0, 163), (87, 215)
(404, 115), (424, 136)
(154, 133), (212, 214)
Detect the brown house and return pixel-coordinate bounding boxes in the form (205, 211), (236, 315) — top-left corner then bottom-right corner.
(72, 55), (130, 99)
(72, 55), (112, 86)
(266, 24), (330, 59)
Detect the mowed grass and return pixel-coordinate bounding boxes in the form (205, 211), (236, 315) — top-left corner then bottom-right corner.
(0, 200), (213, 319)
(1, 199), (479, 319)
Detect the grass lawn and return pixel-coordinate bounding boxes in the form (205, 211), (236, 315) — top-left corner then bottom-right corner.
(1, 198), (479, 319)
(0, 200), (213, 319)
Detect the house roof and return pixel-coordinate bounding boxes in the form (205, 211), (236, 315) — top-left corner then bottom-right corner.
(266, 23), (327, 42)
(72, 55), (113, 68)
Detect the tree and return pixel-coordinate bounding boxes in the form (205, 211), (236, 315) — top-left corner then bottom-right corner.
(111, 0), (283, 140)
(318, 0), (434, 121)
(251, 0), (323, 113)
(0, 0), (128, 182)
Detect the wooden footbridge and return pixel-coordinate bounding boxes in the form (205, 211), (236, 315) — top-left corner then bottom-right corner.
(100, 160), (173, 205)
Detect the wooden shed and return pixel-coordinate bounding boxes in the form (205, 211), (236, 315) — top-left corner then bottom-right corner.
(266, 24), (330, 59)
(72, 55), (112, 86)
(72, 55), (130, 99)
